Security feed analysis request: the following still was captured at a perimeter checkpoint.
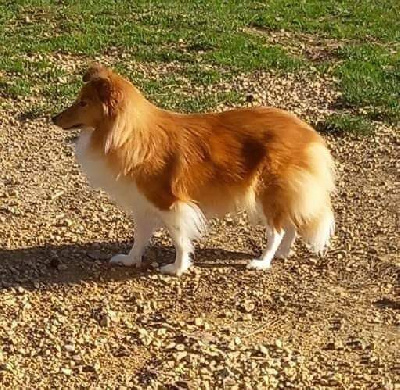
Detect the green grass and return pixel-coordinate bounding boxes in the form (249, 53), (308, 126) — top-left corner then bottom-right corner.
(250, 0), (399, 41)
(0, 0), (399, 129)
(318, 113), (374, 135)
(334, 44), (400, 123)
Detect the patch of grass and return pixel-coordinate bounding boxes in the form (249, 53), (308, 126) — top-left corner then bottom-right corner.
(250, 0), (399, 41)
(0, 56), (69, 99)
(210, 35), (303, 71)
(334, 44), (400, 123)
(179, 66), (224, 86)
(318, 113), (374, 135)
(0, 79), (31, 99)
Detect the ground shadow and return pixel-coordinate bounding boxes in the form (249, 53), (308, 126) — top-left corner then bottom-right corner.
(0, 241), (254, 290)
(373, 298), (400, 311)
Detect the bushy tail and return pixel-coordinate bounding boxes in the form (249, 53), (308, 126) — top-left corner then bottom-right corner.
(299, 206), (335, 254)
(288, 143), (335, 255)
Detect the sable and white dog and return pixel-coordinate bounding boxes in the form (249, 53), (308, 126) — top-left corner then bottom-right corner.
(52, 64), (335, 276)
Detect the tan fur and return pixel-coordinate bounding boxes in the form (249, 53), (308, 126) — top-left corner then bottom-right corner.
(53, 64), (335, 251)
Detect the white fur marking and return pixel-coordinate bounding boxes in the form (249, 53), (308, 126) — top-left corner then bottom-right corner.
(75, 130), (154, 213)
(286, 143), (335, 254)
(307, 209), (335, 255)
(160, 255), (191, 276)
(275, 225), (296, 259)
(110, 253), (142, 267)
(159, 202), (207, 276)
(110, 212), (161, 267)
(247, 228), (284, 270)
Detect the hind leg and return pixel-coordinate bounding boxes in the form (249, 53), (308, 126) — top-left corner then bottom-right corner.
(275, 224), (296, 259)
(247, 227), (284, 270)
(159, 202), (206, 276)
(159, 219), (193, 277)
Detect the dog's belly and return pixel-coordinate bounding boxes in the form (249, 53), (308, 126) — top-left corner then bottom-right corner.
(75, 130), (152, 214)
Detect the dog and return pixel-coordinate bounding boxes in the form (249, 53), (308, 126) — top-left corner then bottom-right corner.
(52, 64), (335, 276)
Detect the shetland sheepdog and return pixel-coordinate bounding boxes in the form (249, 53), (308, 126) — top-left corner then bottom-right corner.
(52, 64), (335, 276)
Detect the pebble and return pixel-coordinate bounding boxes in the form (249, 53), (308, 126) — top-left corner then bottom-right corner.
(259, 345), (269, 356)
(174, 351), (188, 361)
(64, 344), (75, 352)
(60, 367), (73, 376)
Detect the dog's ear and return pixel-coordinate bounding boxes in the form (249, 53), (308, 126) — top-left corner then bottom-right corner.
(84, 64), (120, 113)
(82, 63), (109, 82)
(91, 77), (112, 103)
(91, 77), (122, 117)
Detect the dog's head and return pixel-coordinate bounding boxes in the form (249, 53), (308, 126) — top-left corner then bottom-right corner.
(52, 63), (122, 130)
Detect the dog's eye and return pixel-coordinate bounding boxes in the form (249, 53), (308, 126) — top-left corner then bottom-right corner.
(79, 101), (87, 107)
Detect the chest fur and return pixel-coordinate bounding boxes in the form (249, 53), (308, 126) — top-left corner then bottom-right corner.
(75, 130), (151, 214)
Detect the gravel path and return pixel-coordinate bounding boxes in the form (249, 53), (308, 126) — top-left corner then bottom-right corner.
(0, 69), (399, 389)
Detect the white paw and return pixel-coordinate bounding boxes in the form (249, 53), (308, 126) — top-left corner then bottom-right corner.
(247, 259), (271, 270)
(275, 249), (294, 259)
(160, 262), (191, 276)
(109, 254), (142, 268)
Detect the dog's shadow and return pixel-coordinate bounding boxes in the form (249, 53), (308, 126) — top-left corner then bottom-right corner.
(0, 241), (255, 290)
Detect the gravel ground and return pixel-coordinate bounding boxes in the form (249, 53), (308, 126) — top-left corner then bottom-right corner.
(0, 67), (399, 389)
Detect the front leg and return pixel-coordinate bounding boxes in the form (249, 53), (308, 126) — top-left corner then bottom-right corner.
(110, 214), (160, 268)
(159, 202), (206, 276)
